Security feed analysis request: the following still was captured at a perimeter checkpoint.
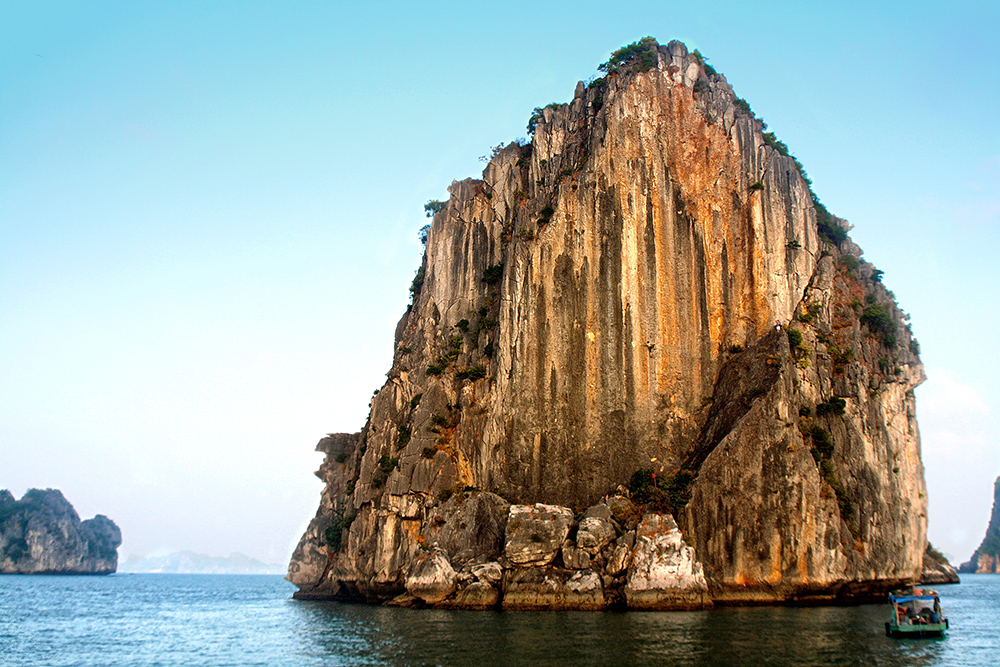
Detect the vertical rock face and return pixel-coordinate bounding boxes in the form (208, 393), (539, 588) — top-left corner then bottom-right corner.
(959, 476), (1000, 574)
(290, 38), (928, 607)
(0, 489), (121, 575)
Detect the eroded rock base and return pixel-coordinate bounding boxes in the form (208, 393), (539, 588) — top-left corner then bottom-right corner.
(293, 492), (711, 610)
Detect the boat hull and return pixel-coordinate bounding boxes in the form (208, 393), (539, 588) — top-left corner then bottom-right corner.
(885, 620), (948, 638)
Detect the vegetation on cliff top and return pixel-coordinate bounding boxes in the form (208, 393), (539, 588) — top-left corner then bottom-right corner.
(599, 36), (659, 75)
(527, 37), (850, 251)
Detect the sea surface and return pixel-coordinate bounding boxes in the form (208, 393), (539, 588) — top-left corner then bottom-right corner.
(1, 573), (998, 666)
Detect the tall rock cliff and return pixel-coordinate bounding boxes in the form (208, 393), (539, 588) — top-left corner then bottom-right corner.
(0, 489), (121, 575)
(959, 476), (1000, 574)
(289, 38), (928, 608)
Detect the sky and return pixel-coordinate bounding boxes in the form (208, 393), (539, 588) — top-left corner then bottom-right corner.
(1, 0), (998, 567)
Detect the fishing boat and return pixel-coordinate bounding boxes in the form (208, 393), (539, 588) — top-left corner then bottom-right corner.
(885, 589), (949, 638)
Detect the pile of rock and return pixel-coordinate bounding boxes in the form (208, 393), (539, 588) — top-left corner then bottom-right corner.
(394, 490), (710, 610)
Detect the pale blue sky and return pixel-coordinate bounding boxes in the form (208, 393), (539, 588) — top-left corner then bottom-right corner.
(2, 1), (997, 565)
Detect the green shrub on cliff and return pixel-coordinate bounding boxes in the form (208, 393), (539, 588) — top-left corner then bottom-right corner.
(599, 37), (658, 75)
(816, 397), (847, 417)
(804, 425), (854, 522)
(396, 425), (411, 449)
(527, 103), (562, 136)
(734, 97), (754, 117)
(409, 265), (425, 299)
(837, 254), (860, 272)
(482, 264), (504, 285)
(691, 49), (717, 76)
(763, 132), (790, 157)
(424, 200), (445, 218)
(379, 456), (398, 474)
(786, 327), (809, 358)
(324, 513), (357, 551)
(809, 425), (834, 459)
(860, 303), (897, 347)
(456, 364), (487, 381)
(814, 198), (847, 245)
(798, 302), (822, 323)
(628, 468), (693, 513)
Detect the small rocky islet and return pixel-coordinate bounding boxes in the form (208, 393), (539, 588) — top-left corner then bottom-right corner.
(289, 37), (951, 609)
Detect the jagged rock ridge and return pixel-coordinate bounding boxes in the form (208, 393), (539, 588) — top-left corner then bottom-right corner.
(959, 476), (1000, 574)
(0, 488), (121, 575)
(289, 38), (928, 608)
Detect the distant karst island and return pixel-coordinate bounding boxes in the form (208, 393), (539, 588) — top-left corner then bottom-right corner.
(0, 488), (121, 575)
(288, 37), (941, 609)
(960, 475), (1000, 574)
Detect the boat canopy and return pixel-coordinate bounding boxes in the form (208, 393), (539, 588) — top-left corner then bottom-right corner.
(890, 595), (938, 603)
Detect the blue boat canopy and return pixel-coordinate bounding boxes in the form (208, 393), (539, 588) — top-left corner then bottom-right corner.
(890, 595), (938, 603)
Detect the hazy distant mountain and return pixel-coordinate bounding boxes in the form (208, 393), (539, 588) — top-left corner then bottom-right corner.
(119, 550), (284, 574)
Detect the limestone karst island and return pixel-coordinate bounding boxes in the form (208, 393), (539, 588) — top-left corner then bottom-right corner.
(0, 489), (121, 575)
(960, 476), (1000, 574)
(288, 38), (939, 610)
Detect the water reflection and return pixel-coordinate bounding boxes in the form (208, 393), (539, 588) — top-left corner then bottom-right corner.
(6, 574), (992, 666)
(292, 598), (950, 666)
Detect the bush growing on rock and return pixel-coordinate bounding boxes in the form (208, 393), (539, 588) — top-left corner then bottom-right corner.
(628, 468), (692, 513)
(379, 456), (399, 474)
(860, 303), (897, 347)
(599, 37), (658, 75)
(816, 397), (847, 417)
(424, 200), (445, 218)
(482, 264), (504, 285)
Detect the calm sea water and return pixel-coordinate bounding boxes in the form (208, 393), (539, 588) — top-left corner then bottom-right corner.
(1, 573), (998, 666)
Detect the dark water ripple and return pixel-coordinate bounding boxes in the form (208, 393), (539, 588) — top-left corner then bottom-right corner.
(1, 573), (997, 666)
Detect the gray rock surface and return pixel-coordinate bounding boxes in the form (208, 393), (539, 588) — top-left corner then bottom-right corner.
(607, 537), (634, 576)
(576, 516), (616, 554)
(504, 504), (574, 567)
(503, 567), (604, 610)
(625, 514), (710, 609)
(471, 561), (503, 585)
(443, 581), (499, 609)
(405, 550), (457, 603)
(561, 541), (591, 569)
